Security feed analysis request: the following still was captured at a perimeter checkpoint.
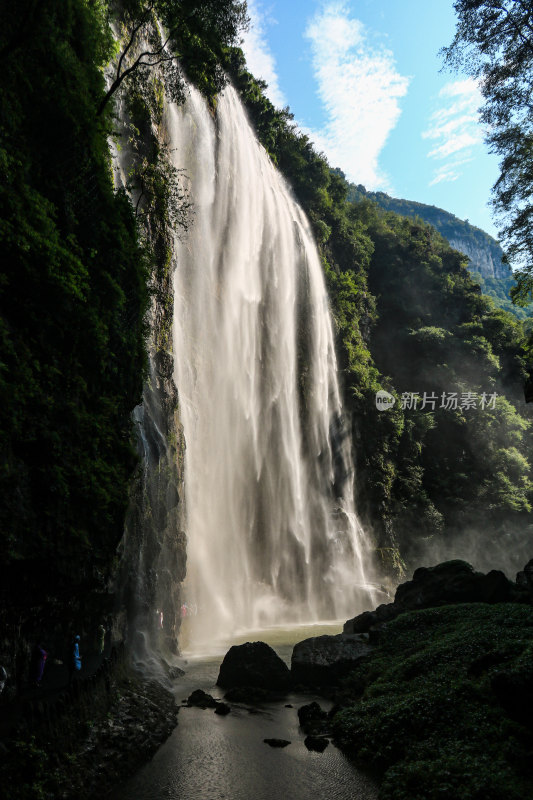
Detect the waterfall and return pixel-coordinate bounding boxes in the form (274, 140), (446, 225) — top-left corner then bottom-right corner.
(167, 83), (376, 651)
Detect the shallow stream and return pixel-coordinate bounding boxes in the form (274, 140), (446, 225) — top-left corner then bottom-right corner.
(111, 624), (378, 800)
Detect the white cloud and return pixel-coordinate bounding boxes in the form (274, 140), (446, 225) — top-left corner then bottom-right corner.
(303, 2), (410, 189)
(423, 78), (483, 185)
(427, 132), (479, 160)
(240, 0), (287, 109)
(429, 158), (471, 186)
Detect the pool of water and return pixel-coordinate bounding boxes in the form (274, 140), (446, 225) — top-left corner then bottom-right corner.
(110, 625), (378, 800)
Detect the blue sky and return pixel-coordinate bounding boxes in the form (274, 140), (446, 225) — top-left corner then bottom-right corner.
(241, 0), (500, 238)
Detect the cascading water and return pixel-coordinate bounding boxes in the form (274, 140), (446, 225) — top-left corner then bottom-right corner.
(167, 83), (376, 651)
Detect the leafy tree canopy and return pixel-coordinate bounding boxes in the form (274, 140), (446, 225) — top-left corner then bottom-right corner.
(442, 0), (533, 303)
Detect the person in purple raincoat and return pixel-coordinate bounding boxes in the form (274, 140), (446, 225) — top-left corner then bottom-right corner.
(30, 643), (48, 687)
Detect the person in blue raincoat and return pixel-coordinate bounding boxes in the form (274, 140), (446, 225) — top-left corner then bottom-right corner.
(69, 635), (82, 683)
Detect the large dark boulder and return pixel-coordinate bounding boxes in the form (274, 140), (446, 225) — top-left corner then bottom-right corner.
(395, 561), (511, 607)
(515, 559), (533, 602)
(304, 735), (329, 752)
(291, 634), (371, 686)
(344, 560), (513, 634)
(345, 603), (397, 634)
(216, 641), (291, 690)
(264, 738), (290, 748)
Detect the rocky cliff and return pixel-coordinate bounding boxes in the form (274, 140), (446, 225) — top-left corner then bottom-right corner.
(446, 234), (508, 280)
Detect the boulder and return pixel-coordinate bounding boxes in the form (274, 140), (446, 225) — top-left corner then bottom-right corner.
(395, 561), (511, 607)
(291, 634), (371, 686)
(263, 738), (290, 748)
(297, 701), (328, 735)
(167, 666), (185, 681)
(304, 735), (329, 752)
(216, 641), (291, 690)
(160, 658), (185, 682)
(515, 559), (533, 602)
(187, 689), (217, 708)
(478, 569), (513, 603)
(214, 702), (231, 716)
(344, 604), (397, 634)
(344, 560), (514, 634)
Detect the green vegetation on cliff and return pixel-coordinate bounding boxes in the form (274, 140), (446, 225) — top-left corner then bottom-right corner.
(361, 206), (532, 566)
(0, 0), (149, 605)
(348, 184), (504, 267)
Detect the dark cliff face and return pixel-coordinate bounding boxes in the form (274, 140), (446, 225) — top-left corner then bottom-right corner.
(108, 41), (189, 661)
(114, 305), (187, 660)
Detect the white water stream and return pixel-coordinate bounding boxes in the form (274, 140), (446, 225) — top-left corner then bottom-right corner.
(168, 84), (375, 651)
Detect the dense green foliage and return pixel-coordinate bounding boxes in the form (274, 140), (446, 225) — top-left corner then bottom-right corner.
(470, 270), (533, 320)
(348, 182), (533, 320)
(220, 48), (533, 576)
(160, 0), (248, 99)
(443, 0), (533, 304)
(333, 604), (533, 799)
(362, 207), (532, 566)
(0, 0), (149, 601)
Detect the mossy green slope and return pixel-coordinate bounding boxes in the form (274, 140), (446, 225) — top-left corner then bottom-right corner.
(333, 604), (533, 800)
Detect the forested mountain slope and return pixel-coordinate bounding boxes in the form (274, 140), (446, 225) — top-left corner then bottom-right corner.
(347, 183), (533, 321)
